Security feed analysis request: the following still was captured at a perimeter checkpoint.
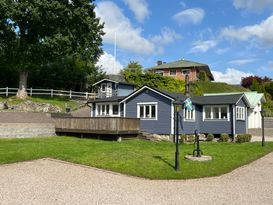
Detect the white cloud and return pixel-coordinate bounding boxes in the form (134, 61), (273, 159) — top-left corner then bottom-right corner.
(233, 0), (273, 12)
(95, 1), (155, 55)
(221, 15), (273, 46)
(151, 27), (182, 45)
(212, 68), (253, 84)
(123, 0), (150, 23)
(228, 58), (257, 66)
(190, 40), (218, 53)
(96, 52), (123, 74)
(173, 8), (205, 25)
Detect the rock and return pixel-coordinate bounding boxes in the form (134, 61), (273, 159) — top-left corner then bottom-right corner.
(16, 88), (28, 100)
(11, 101), (61, 113)
(140, 132), (171, 141)
(184, 155), (212, 162)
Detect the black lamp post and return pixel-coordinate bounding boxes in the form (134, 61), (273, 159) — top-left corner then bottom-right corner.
(174, 101), (181, 171)
(261, 109), (266, 147)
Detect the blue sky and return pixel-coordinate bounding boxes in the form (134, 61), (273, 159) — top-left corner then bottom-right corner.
(94, 0), (273, 84)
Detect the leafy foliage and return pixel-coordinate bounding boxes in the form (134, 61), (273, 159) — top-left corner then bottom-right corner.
(0, 0), (104, 88)
(125, 72), (185, 93)
(198, 71), (209, 82)
(190, 81), (248, 96)
(241, 76), (271, 89)
(28, 57), (105, 91)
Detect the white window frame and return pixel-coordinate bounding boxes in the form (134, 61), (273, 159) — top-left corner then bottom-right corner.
(236, 106), (245, 121)
(203, 105), (229, 121)
(183, 106), (195, 121)
(137, 102), (158, 120)
(96, 103), (120, 117)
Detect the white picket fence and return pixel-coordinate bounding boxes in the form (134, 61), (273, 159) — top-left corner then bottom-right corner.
(0, 87), (96, 99)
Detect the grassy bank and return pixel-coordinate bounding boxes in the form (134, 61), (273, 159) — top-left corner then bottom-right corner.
(0, 137), (272, 179)
(0, 96), (81, 112)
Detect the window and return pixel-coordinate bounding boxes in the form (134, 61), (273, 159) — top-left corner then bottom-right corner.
(170, 70), (176, 76)
(236, 106), (245, 120)
(112, 104), (119, 115)
(96, 103), (119, 116)
(101, 83), (106, 92)
(137, 103), (157, 120)
(184, 106), (195, 121)
(204, 106), (229, 120)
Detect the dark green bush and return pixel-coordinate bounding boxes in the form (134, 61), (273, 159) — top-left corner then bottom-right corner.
(236, 134), (252, 143)
(206, 133), (214, 141)
(219, 133), (230, 142)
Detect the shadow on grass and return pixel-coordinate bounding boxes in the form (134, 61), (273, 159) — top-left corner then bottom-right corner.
(153, 155), (175, 169)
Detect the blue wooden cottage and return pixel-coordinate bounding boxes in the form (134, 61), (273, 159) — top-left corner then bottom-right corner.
(88, 83), (250, 137)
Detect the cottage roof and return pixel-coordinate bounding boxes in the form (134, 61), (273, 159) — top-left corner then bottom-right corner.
(120, 85), (250, 107)
(159, 89), (248, 106)
(147, 59), (214, 80)
(204, 92), (265, 108)
(87, 96), (126, 103)
(92, 75), (135, 86)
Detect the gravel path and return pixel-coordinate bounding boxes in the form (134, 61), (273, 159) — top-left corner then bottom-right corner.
(0, 154), (273, 205)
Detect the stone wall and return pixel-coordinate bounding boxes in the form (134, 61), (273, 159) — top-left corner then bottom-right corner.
(0, 123), (56, 138)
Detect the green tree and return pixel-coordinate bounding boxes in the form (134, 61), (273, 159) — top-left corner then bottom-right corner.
(121, 61), (143, 77)
(0, 0), (104, 98)
(198, 71), (209, 81)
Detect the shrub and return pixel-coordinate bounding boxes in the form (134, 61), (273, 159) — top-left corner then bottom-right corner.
(187, 135), (195, 143)
(180, 134), (195, 143)
(180, 134), (187, 143)
(206, 133), (214, 141)
(236, 134), (252, 143)
(219, 133), (230, 142)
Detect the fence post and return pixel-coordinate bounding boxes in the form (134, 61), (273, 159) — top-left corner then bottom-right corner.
(51, 89), (53, 98)
(30, 87), (32, 96)
(85, 92), (88, 99)
(6, 87), (8, 97)
(69, 90), (72, 99)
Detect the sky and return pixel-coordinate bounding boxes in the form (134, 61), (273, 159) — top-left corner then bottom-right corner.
(94, 0), (273, 84)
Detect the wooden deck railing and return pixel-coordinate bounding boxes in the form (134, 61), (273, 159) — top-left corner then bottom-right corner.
(53, 117), (140, 135)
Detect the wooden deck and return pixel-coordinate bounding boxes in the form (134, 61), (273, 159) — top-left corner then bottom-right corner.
(53, 117), (140, 135)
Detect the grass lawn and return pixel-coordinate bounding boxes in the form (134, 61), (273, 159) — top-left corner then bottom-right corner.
(0, 136), (272, 179)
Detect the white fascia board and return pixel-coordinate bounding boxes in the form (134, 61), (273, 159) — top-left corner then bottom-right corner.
(120, 85), (175, 103)
(92, 79), (118, 86)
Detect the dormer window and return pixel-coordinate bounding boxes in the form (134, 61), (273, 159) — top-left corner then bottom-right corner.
(101, 83), (106, 92)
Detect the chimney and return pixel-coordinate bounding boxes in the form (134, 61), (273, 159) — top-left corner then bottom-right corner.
(157, 60), (162, 66)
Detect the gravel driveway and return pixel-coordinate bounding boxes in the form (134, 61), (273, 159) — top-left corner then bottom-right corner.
(0, 153), (273, 205)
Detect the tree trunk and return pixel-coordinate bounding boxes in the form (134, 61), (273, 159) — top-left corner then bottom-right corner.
(16, 70), (28, 99)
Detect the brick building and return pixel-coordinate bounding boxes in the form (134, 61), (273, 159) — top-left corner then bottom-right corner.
(148, 59), (214, 81)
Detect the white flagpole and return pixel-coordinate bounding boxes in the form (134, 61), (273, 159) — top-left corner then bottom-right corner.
(114, 32), (117, 73)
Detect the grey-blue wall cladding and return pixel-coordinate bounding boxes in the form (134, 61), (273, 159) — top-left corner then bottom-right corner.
(125, 88), (173, 134)
(118, 84), (135, 96)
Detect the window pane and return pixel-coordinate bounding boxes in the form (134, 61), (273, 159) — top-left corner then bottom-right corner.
(146, 105), (150, 118)
(151, 105), (156, 118)
(102, 105), (105, 115)
(140, 106), (144, 118)
(221, 107), (227, 119)
(101, 84), (106, 91)
(106, 105), (109, 115)
(98, 105), (101, 115)
(213, 107), (219, 119)
(113, 104), (119, 115)
(205, 107), (211, 119)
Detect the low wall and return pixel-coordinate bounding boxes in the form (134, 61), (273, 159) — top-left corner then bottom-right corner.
(0, 123), (56, 138)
